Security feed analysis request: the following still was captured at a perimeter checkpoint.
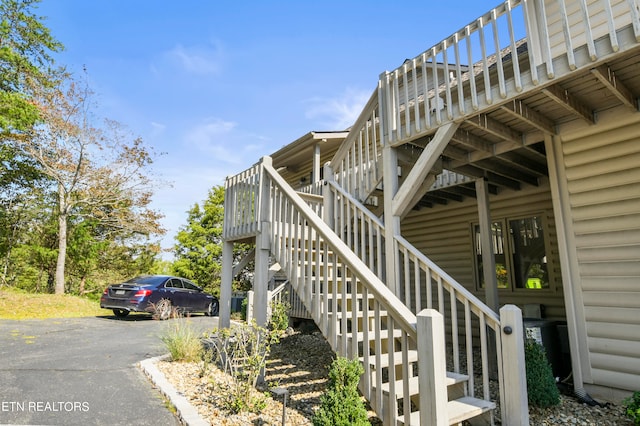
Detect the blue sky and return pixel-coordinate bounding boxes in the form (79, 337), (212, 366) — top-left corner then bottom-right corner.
(37, 1), (497, 258)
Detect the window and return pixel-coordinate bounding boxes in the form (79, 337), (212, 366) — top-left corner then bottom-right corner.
(167, 278), (183, 289)
(182, 280), (200, 291)
(474, 215), (549, 290)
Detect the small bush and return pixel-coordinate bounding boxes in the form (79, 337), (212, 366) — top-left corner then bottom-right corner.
(240, 297), (248, 321)
(161, 319), (203, 362)
(623, 391), (640, 425)
(524, 337), (560, 408)
(312, 357), (369, 426)
(269, 299), (290, 336)
(207, 321), (279, 414)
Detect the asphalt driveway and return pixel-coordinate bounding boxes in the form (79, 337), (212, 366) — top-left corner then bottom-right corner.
(0, 314), (218, 426)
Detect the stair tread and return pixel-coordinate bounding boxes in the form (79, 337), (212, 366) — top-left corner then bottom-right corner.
(337, 328), (403, 341)
(324, 292), (375, 300)
(377, 371), (469, 398)
(328, 310), (387, 319)
(361, 349), (418, 368)
(398, 396), (496, 425)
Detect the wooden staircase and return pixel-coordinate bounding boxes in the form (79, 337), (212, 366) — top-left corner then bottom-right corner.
(218, 1), (640, 423)
(291, 234), (496, 425)
(222, 157), (511, 425)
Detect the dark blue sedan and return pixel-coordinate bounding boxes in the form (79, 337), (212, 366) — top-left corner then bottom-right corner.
(100, 275), (219, 319)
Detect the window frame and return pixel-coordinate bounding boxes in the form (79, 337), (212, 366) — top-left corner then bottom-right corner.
(472, 212), (554, 293)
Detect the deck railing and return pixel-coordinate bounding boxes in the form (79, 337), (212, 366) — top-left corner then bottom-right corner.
(381, 0), (639, 146)
(223, 162), (261, 241)
(324, 0), (640, 209)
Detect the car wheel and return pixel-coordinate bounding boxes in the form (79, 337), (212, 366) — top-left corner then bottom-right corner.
(156, 299), (172, 320)
(206, 300), (219, 316)
(113, 309), (129, 318)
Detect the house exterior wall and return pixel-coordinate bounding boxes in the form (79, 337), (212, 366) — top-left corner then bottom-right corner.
(401, 179), (566, 319)
(544, 0), (633, 60)
(556, 107), (640, 394)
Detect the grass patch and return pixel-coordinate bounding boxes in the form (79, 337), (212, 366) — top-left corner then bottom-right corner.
(161, 318), (204, 362)
(0, 287), (105, 319)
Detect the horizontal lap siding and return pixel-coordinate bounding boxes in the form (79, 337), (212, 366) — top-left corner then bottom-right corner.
(402, 181), (566, 319)
(545, 0), (632, 60)
(562, 115), (640, 391)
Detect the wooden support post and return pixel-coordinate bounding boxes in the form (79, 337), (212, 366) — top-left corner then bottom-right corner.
(313, 142), (321, 183)
(417, 309), (448, 426)
(246, 290), (254, 324)
(219, 240), (234, 329)
(476, 177), (499, 379)
(253, 223), (270, 327)
(382, 144), (400, 294)
(475, 178), (499, 311)
(323, 163), (335, 229)
(499, 305), (529, 426)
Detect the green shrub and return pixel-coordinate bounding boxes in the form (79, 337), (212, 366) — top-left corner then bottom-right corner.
(524, 337), (560, 408)
(269, 299), (290, 335)
(240, 297), (248, 321)
(623, 391), (640, 425)
(312, 357), (369, 426)
(207, 321), (280, 414)
(160, 318), (203, 362)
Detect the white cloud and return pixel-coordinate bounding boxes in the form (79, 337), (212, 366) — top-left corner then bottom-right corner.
(305, 87), (370, 130)
(184, 118), (270, 165)
(165, 41), (224, 75)
(154, 117), (272, 259)
(184, 118), (240, 163)
(151, 121), (166, 131)
(149, 121), (166, 139)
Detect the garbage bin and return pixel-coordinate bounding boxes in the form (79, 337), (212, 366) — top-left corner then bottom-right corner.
(230, 296), (245, 313)
(523, 318), (562, 378)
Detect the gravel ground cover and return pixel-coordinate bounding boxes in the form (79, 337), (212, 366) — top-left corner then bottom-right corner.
(156, 328), (631, 425)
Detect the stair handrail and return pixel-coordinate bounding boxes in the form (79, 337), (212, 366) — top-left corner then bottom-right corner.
(324, 178), (386, 278)
(330, 87), (379, 167)
(395, 234), (500, 325)
(327, 88), (383, 202)
(327, 173), (500, 325)
(261, 156), (433, 423)
(326, 173), (506, 417)
(261, 156), (417, 335)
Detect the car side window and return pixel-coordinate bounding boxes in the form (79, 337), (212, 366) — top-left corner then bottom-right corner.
(182, 280), (199, 291)
(169, 278), (183, 289)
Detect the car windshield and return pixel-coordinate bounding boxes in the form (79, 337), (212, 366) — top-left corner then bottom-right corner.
(125, 276), (167, 286)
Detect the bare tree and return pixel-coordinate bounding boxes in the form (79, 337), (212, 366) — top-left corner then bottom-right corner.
(15, 76), (165, 294)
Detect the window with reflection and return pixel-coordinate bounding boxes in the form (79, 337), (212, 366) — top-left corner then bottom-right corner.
(474, 215), (549, 290)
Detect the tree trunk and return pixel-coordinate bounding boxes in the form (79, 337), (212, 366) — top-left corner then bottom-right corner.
(55, 186), (68, 295)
